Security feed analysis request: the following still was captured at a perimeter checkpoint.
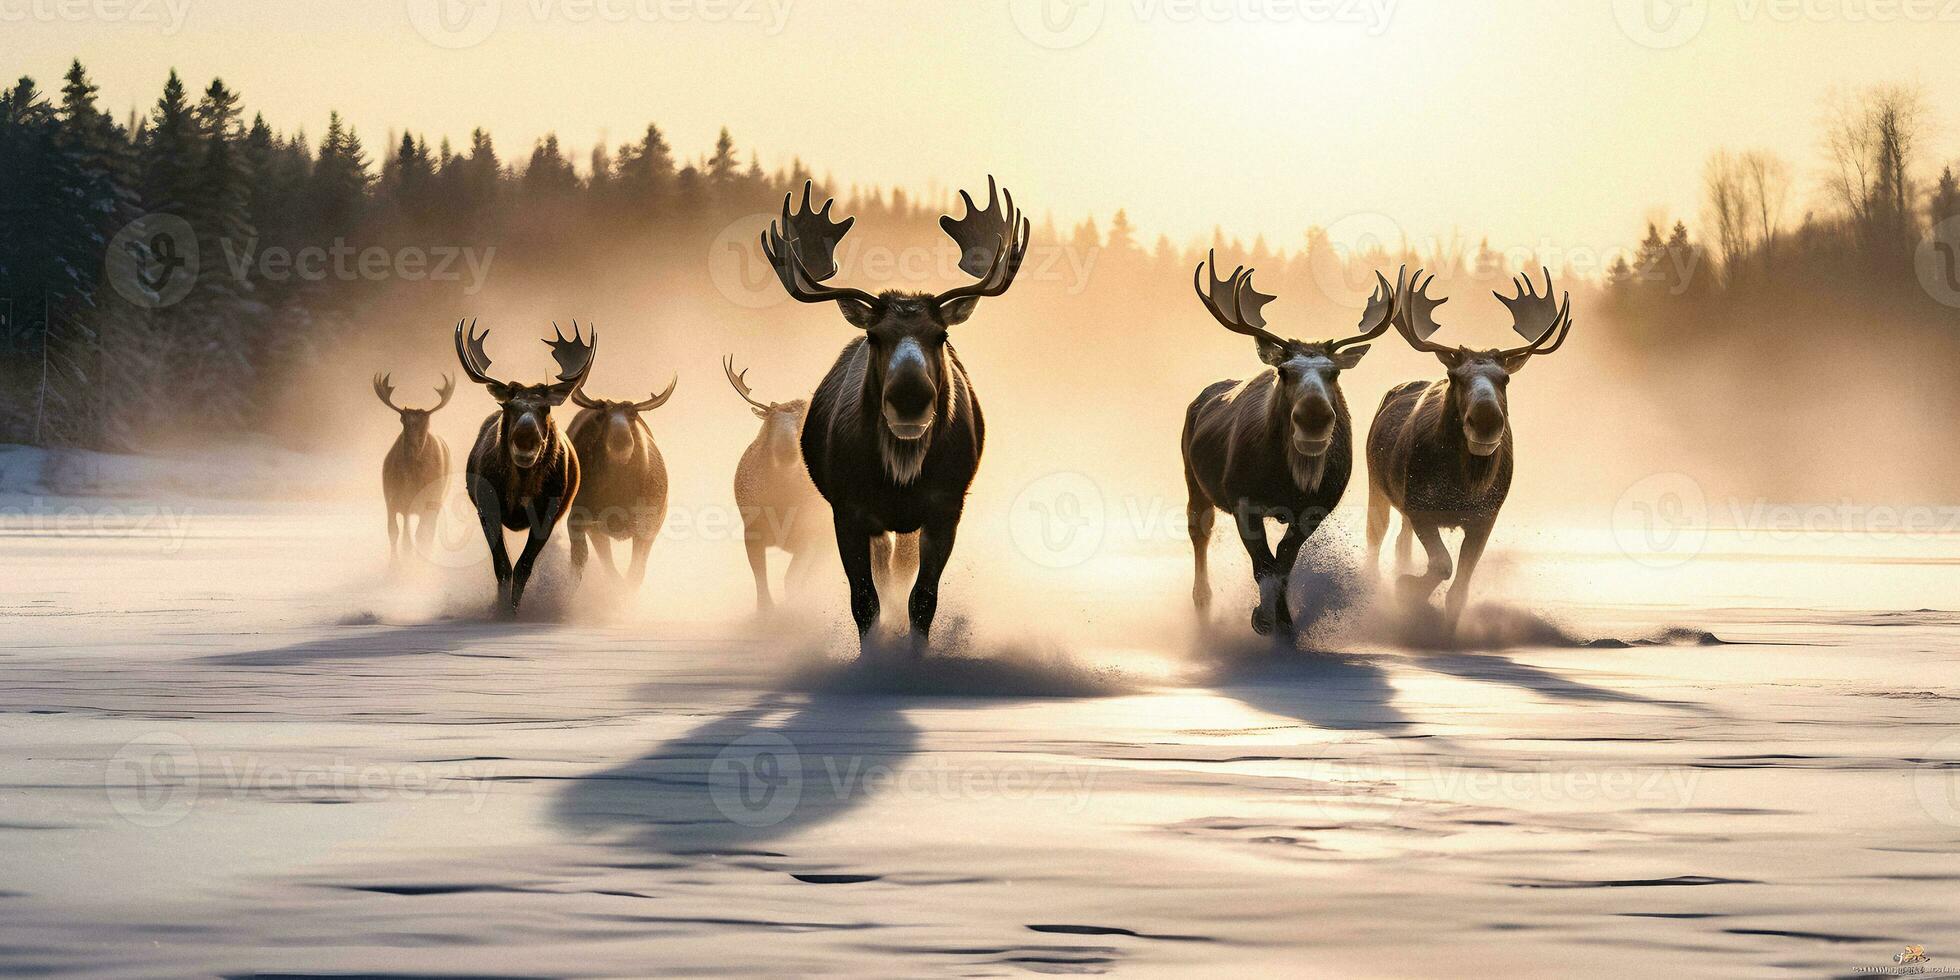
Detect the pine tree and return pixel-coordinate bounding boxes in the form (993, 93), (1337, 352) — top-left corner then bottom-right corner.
(311, 110), (370, 238)
(706, 126), (739, 188)
(140, 70), (199, 216)
(0, 76), (105, 442)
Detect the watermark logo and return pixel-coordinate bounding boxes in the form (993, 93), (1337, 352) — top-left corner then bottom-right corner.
(707, 213), (787, 309)
(1611, 471), (1709, 568)
(408, 0), (503, 48)
(1612, 0), (1708, 48)
(1300, 734), (1417, 825)
(1914, 732), (1960, 829)
(1009, 471), (1106, 569)
(106, 733), (199, 828)
(709, 732), (803, 827)
(1010, 0), (1106, 48)
(1305, 211), (1405, 311)
(106, 213), (197, 310)
(1916, 215), (1960, 308)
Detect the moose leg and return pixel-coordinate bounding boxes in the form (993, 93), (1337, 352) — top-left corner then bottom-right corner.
(785, 545), (818, 602)
(907, 517), (960, 653)
(1187, 481), (1215, 615)
(1270, 509), (1328, 638)
(834, 515), (880, 643)
(1233, 505), (1280, 636)
(625, 534), (652, 589)
(1444, 520), (1494, 635)
(470, 480), (513, 609)
(1364, 484), (1389, 582)
(744, 531), (775, 612)
(386, 510), (402, 563)
(588, 530), (624, 582)
(413, 509), (438, 561)
(507, 515), (556, 615)
(568, 522), (589, 581)
(1397, 519), (1453, 606)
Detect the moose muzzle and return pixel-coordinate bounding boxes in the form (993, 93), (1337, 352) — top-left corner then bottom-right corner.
(1463, 399), (1506, 456)
(604, 415), (636, 462)
(881, 344), (937, 442)
(509, 414), (547, 468)
(1289, 394), (1336, 458)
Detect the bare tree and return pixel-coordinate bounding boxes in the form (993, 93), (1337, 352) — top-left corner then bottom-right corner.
(1823, 84), (1926, 256)
(1704, 150), (1750, 285)
(1740, 150), (1791, 268)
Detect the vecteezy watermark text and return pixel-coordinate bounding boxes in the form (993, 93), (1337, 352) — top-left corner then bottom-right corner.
(409, 0), (795, 49)
(107, 734), (497, 827)
(221, 239), (497, 295)
(0, 0), (190, 33)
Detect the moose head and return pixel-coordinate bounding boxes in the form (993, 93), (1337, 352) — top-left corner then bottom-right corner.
(454, 318), (598, 469)
(1393, 267), (1574, 457)
(571, 375), (676, 465)
(1194, 250), (1397, 462)
(723, 354), (806, 469)
(372, 372), (455, 444)
(759, 177), (1028, 444)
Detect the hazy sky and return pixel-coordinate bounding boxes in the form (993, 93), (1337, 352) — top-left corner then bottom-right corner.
(13, 0), (1959, 262)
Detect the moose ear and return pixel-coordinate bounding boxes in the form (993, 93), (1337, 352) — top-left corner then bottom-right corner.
(1432, 348), (1465, 370)
(1256, 338), (1290, 366)
(543, 380), (579, 406)
(938, 295), (981, 326)
(485, 382), (516, 403)
(1330, 344), (1371, 370)
(1499, 351), (1532, 374)
(838, 297), (879, 329)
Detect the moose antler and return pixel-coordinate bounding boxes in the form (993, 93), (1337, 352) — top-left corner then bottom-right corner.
(1494, 267), (1573, 359)
(933, 175), (1031, 308)
(723, 354), (771, 412)
(761, 181), (881, 307)
(373, 372), (401, 411)
(1393, 269), (1458, 354)
(1193, 249), (1287, 350)
(1328, 266), (1400, 353)
(545, 321), (598, 383)
(454, 318), (511, 388)
(376, 372), (456, 412)
(634, 376), (678, 412)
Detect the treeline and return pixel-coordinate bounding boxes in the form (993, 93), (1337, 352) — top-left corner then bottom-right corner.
(3, 63), (1959, 477)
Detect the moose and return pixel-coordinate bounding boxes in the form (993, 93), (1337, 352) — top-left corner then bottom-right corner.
(1365, 267), (1574, 635)
(759, 177), (1028, 650)
(454, 318), (597, 616)
(724, 355), (833, 611)
(373, 371), (455, 562)
(565, 359), (676, 590)
(1182, 251), (1397, 637)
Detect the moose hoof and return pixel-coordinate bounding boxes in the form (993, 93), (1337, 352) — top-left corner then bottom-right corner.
(1250, 605), (1275, 636)
(1395, 574), (1438, 604)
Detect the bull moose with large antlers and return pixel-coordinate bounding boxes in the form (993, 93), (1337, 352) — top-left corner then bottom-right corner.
(564, 353), (676, 590)
(373, 371), (455, 562)
(759, 177), (1028, 650)
(1365, 267), (1574, 636)
(1182, 251), (1398, 637)
(454, 319), (597, 616)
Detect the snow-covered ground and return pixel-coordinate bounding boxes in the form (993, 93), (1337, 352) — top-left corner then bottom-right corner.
(2, 471), (1958, 977)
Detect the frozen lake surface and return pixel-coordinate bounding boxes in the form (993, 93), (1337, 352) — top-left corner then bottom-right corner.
(1, 497), (1957, 977)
